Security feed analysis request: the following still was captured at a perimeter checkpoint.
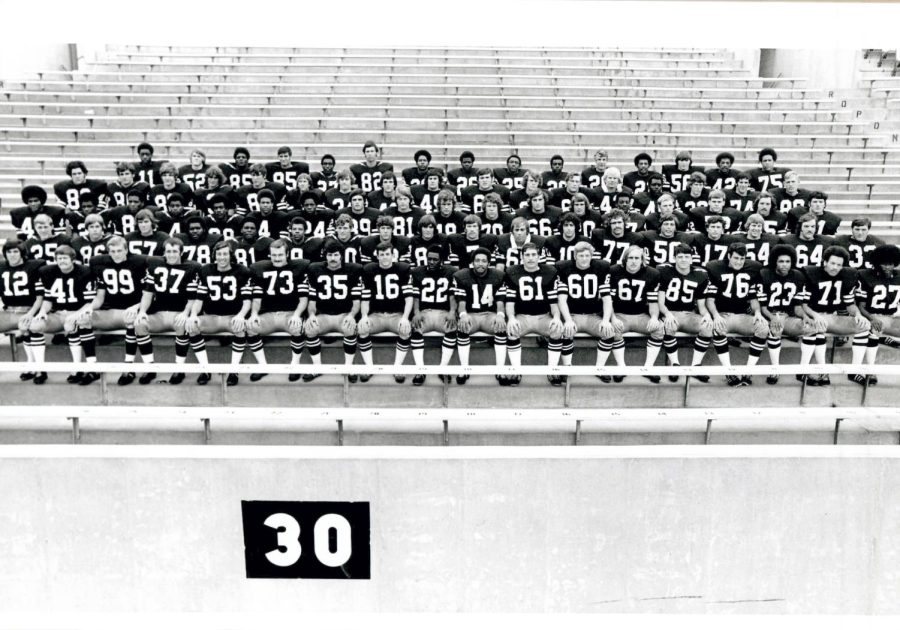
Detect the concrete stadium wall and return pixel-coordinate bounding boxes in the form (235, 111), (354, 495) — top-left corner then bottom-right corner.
(760, 49), (859, 90)
(0, 44), (73, 78)
(0, 446), (898, 614)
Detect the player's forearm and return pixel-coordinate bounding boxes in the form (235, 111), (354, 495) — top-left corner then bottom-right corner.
(348, 300), (361, 318)
(250, 298), (262, 318)
(401, 297), (414, 320)
(496, 300), (506, 317)
(306, 301), (318, 318)
(648, 303), (660, 319)
(761, 306), (776, 321)
(557, 297), (573, 322)
(505, 302), (516, 320)
(705, 299), (721, 320)
(750, 299), (762, 317)
(25, 298), (43, 318)
(600, 296), (613, 322)
(856, 303), (874, 321)
(293, 298), (308, 319)
(237, 300), (252, 319)
(190, 300), (203, 318)
(90, 290), (105, 311)
(360, 301), (371, 317)
(447, 296), (457, 318)
(412, 298), (422, 318)
(846, 304), (863, 318)
(139, 291), (154, 314)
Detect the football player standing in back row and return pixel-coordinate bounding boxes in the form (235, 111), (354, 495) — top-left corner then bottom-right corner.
(350, 140), (394, 194)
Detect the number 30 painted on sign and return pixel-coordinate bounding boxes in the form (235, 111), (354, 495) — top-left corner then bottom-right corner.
(264, 512), (353, 568)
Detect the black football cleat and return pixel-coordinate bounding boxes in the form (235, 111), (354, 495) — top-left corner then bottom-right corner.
(817, 374), (831, 386)
(456, 374), (469, 385)
(766, 375), (779, 385)
(288, 373), (301, 382)
(80, 372), (100, 386)
(138, 372), (157, 385)
(643, 375), (661, 384)
(168, 372), (185, 385)
(226, 373), (239, 386)
(726, 375), (745, 387)
(347, 374), (358, 383)
(249, 373), (266, 382)
(196, 372), (211, 386)
(117, 372), (136, 386)
(301, 373), (321, 383)
(412, 374), (426, 386)
(880, 336), (900, 349)
(496, 374), (508, 386)
(394, 375), (407, 384)
(796, 374), (817, 386)
(741, 375), (753, 386)
(597, 374), (611, 383)
(691, 374), (710, 383)
(508, 375), (521, 387)
(67, 372), (84, 384)
(19, 372), (35, 381)
(32, 371), (48, 385)
(612, 375), (625, 383)
(547, 375), (563, 387)
(358, 374), (372, 383)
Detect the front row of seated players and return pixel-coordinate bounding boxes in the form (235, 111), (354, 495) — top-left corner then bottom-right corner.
(3, 228), (898, 387)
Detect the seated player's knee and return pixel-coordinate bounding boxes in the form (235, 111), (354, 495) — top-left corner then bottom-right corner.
(649, 327), (664, 341)
(699, 320), (713, 337)
(753, 319), (770, 338)
(133, 320), (150, 336)
(357, 319), (371, 337)
(63, 316), (78, 334)
(29, 318), (46, 334)
(304, 318), (320, 337)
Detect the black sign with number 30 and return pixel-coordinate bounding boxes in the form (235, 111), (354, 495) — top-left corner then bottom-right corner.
(241, 500), (371, 579)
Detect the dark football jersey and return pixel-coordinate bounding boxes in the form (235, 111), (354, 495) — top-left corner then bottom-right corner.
(324, 235), (363, 265)
(306, 262), (363, 315)
(90, 254), (148, 309)
(247, 211), (289, 240)
(453, 268), (506, 314)
(361, 262), (414, 314)
(336, 207), (381, 237)
(447, 167), (479, 197)
(705, 167), (741, 190)
(459, 184), (510, 213)
(705, 259), (763, 315)
(235, 183), (289, 214)
(779, 234), (835, 268)
(548, 186), (599, 213)
(136, 160), (165, 187)
(433, 211), (468, 236)
(402, 166), (443, 189)
(661, 165), (705, 194)
(360, 235), (411, 264)
(675, 189), (709, 215)
(106, 181), (150, 209)
(639, 230), (695, 267)
(204, 214), (244, 242)
(287, 207), (335, 239)
(149, 183), (195, 213)
(65, 210), (90, 237)
(265, 161), (310, 191)
(410, 185), (448, 213)
(100, 205), (140, 236)
(508, 187), (535, 210)
(690, 233), (730, 267)
(232, 237), (273, 268)
(285, 237), (324, 263)
(492, 235), (548, 268)
(515, 207), (562, 237)
(623, 170), (661, 195)
(771, 188), (813, 215)
(572, 208), (605, 238)
(480, 212), (514, 236)
(591, 184), (628, 213)
(786, 209), (841, 237)
(555, 259), (611, 316)
(747, 167), (790, 192)
(70, 234), (111, 264)
(856, 269), (900, 316)
(193, 185), (237, 213)
(756, 268), (806, 314)
(410, 265), (459, 311)
(310, 170), (338, 193)
(657, 265), (708, 313)
(834, 234), (885, 270)
(194, 264), (253, 316)
(644, 210), (690, 233)
(725, 233), (780, 267)
(154, 208), (203, 238)
(632, 192), (663, 215)
(24, 234), (70, 262)
(608, 265), (660, 316)
(366, 190), (398, 212)
(725, 189), (759, 215)
(54, 178), (108, 211)
(590, 229), (642, 264)
(350, 162), (394, 193)
(493, 167), (526, 191)
(9, 205), (67, 241)
(685, 208), (744, 234)
(176, 165), (207, 192)
(383, 207), (426, 238)
(448, 233), (499, 268)
(36, 263), (96, 311)
(580, 166), (605, 189)
(0, 259), (45, 308)
(142, 259), (201, 314)
(408, 234), (452, 267)
(540, 170), (568, 190)
(219, 162), (255, 190)
(250, 259), (309, 313)
(746, 209), (789, 235)
(176, 233), (223, 265)
(802, 265), (858, 314)
(504, 264), (559, 316)
(623, 211), (647, 234)
(545, 234), (591, 263)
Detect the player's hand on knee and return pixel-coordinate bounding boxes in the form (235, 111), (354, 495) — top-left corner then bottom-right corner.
(549, 317), (563, 337)
(855, 314), (871, 332)
(410, 313), (424, 331)
(186, 315), (200, 336)
(398, 317), (411, 337)
(769, 316), (784, 337)
(17, 316), (32, 332)
(340, 317), (356, 337)
(124, 305), (140, 325)
(63, 315), (78, 333)
(646, 317), (662, 334)
(506, 316), (521, 338)
(611, 317), (625, 334)
(174, 312), (188, 329)
(563, 319), (577, 338)
(599, 320), (615, 338)
(813, 315), (827, 334)
(357, 316), (371, 337)
(491, 314), (506, 334)
(230, 316), (246, 335)
(457, 313), (472, 335)
(712, 316), (727, 336)
(443, 314), (457, 333)
(246, 314), (261, 334)
(871, 317), (884, 334)
(304, 316), (319, 337)
(288, 316), (304, 336)
(663, 316), (678, 334)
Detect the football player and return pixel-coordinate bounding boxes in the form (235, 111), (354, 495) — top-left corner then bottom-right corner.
(235, 164), (289, 215)
(724, 173), (759, 215)
(687, 189), (744, 234)
(336, 188), (380, 237)
(493, 154), (526, 191)
(515, 190), (561, 237)
(604, 245), (664, 381)
(0, 240), (46, 381)
(661, 151), (705, 194)
(265, 146), (309, 191)
(545, 213), (590, 263)
(11, 185), (66, 241)
(30, 245), (99, 385)
(219, 147), (254, 190)
(150, 163), (195, 214)
(787, 191), (841, 236)
(639, 215), (694, 267)
(704, 151), (740, 190)
(447, 150), (478, 197)
(556, 241), (614, 379)
(643, 193), (689, 233)
(358, 242), (415, 382)
(703, 242), (769, 385)
(54, 160), (108, 213)
(623, 152), (661, 195)
(70, 214), (111, 264)
(508, 170), (543, 210)
(136, 237), (202, 385)
(591, 167), (628, 213)
(310, 154), (338, 193)
(383, 188), (425, 238)
(106, 162), (149, 209)
(432, 191), (467, 236)
(101, 188), (144, 237)
(366, 171), (398, 211)
(448, 215), (498, 269)
(675, 173), (709, 216)
(727, 214), (779, 267)
(246, 239), (309, 382)
(772, 171), (812, 217)
(632, 174), (666, 215)
(408, 246), (459, 385)
(24, 213), (71, 261)
(570, 192), (604, 237)
(135, 142), (164, 187)
(194, 166), (237, 214)
(479, 193), (514, 235)
(303, 240), (363, 381)
(503, 242), (563, 386)
(289, 191), (334, 239)
(325, 214), (363, 264)
(284, 216), (324, 263)
(89, 236), (152, 385)
(402, 150), (443, 188)
(590, 210), (643, 265)
(411, 169), (448, 213)
(541, 155), (568, 190)
(780, 212), (835, 268)
(408, 214), (452, 267)
(797, 246), (870, 385)
(750, 192), (789, 235)
(549, 172), (598, 213)
(188, 240), (254, 386)
(360, 216), (410, 264)
(177, 216), (223, 265)
(493, 217), (547, 272)
(580, 149), (609, 188)
(154, 192), (200, 237)
(126, 209), (172, 257)
(690, 215), (730, 267)
(834, 217), (885, 270)
(460, 168), (510, 213)
(204, 193), (243, 241)
(350, 140), (394, 194)
(756, 244), (808, 384)
(747, 147), (789, 192)
(852, 244), (900, 384)
(232, 216), (273, 268)
(177, 149), (209, 192)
